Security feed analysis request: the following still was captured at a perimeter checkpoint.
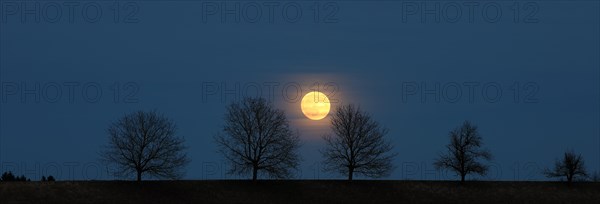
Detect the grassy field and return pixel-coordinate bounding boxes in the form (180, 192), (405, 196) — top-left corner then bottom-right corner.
(1, 180), (599, 203)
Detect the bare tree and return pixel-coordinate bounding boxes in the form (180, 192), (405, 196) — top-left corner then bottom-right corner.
(101, 110), (189, 182)
(544, 150), (588, 183)
(322, 104), (396, 180)
(434, 121), (492, 182)
(215, 97), (301, 180)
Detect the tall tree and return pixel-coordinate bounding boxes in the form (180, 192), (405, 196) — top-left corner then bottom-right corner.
(101, 110), (189, 181)
(434, 121), (492, 182)
(322, 104), (396, 180)
(215, 97), (301, 180)
(544, 150), (588, 183)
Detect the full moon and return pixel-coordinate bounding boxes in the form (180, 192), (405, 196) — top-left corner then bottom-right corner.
(301, 91), (331, 120)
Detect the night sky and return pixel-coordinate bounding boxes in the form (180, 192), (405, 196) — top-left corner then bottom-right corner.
(1, 0), (598, 181)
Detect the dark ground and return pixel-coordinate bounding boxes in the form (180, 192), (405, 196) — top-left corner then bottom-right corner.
(1, 180), (599, 204)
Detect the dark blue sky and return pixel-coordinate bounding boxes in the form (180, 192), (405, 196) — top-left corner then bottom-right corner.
(1, 0), (598, 180)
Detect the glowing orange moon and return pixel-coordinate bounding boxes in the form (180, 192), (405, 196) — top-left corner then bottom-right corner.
(301, 91), (330, 120)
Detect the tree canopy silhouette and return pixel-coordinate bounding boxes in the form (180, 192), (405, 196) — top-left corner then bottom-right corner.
(1, 172), (28, 182)
(1, 171), (16, 181)
(321, 104), (396, 180)
(544, 150), (588, 183)
(101, 110), (189, 181)
(434, 121), (492, 182)
(215, 97), (301, 180)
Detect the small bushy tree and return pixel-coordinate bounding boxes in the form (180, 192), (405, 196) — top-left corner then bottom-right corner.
(544, 150), (588, 183)
(1, 171), (16, 181)
(434, 121), (492, 182)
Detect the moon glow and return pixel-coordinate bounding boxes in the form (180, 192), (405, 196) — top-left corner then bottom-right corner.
(301, 91), (331, 120)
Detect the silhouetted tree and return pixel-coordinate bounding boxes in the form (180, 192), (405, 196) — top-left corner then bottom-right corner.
(215, 97), (301, 180)
(0, 172), (28, 182)
(1, 171), (16, 181)
(47, 175), (56, 182)
(41, 176), (47, 182)
(101, 110), (189, 182)
(544, 150), (588, 183)
(434, 121), (492, 182)
(322, 104), (396, 180)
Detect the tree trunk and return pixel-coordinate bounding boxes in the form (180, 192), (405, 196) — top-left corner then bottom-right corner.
(252, 167), (258, 181)
(136, 171), (142, 182)
(348, 167), (354, 181)
(460, 173), (465, 183)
